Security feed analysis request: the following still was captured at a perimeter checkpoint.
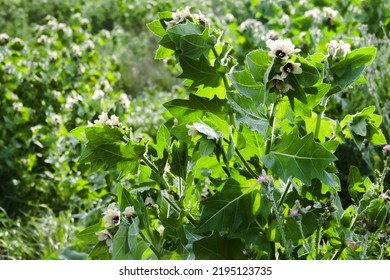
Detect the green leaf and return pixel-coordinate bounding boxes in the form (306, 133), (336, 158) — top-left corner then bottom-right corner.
(79, 126), (146, 177)
(155, 45), (175, 59)
(226, 91), (269, 137)
(294, 57), (321, 87)
(261, 129), (337, 185)
(340, 205), (355, 228)
(89, 241), (110, 260)
(331, 47), (377, 76)
(366, 197), (389, 228)
(147, 19), (166, 37)
(76, 221), (104, 244)
(167, 21), (204, 47)
(178, 56), (221, 88)
(117, 184), (132, 211)
(112, 224), (130, 260)
(155, 125), (171, 158)
(195, 177), (260, 234)
(199, 138), (215, 157)
(179, 31), (214, 59)
(164, 94), (231, 123)
(193, 233), (245, 260)
(340, 106), (386, 147)
(245, 49), (272, 83)
(329, 47), (377, 95)
(228, 70), (264, 104)
(128, 217), (140, 252)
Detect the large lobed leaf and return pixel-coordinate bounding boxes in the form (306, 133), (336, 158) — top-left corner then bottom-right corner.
(261, 129), (337, 185)
(195, 177), (260, 234)
(72, 125), (146, 178)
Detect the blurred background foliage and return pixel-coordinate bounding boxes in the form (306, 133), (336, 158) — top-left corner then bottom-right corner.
(0, 0), (389, 259)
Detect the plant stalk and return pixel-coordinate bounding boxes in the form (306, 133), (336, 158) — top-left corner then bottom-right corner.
(314, 97), (329, 140)
(265, 101), (278, 156)
(277, 178), (292, 209)
(142, 155), (197, 227)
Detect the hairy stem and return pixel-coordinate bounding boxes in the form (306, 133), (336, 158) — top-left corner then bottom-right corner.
(277, 178), (292, 209)
(139, 230), (161, 260)
(314, 97), (329, 140)
(265, 100), (278, 156)
(268, 185), (290, 259)
(297, 220), (314, 259)
(142, 155), (197, 227)
(212, 46), (231, 90)
(315, 227), (321, 259)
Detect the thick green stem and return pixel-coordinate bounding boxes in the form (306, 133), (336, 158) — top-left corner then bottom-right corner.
(315, 227), (321, 259)
(142, 155), (170, 190)
(235, 147), (258, 178)
(265, 101), (278, 156)
(268, 186), (290, 259)
(211, 46), (230, 90)
(314, 97), (328, 140)
(331, 244), (346, 260)
(277, 178), (292, 209)
(142, 155), (197, 227)
(297, 219), (315, 259)
(139, 230), (161, 259)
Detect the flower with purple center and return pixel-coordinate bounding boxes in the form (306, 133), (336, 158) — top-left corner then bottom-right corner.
(266, 39), (301, 60)
(280, 62), (302, 79)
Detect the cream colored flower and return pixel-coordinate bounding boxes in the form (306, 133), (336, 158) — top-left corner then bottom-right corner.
(157, 225), (165, 235)
(123, 206), (136, 218)
(105, 115), (120, 127)
(106, 238), (113, 253)
(304, 8), (321, 19)
(119, 93), (131, 109)
(269, 74), (294, 93)
(186, 124), (200, 139)
(326, 40), (351, 58)
(323, 7), (338, 19)
(94, 112), (109, 124)
(92, 89), (104, 100)
(280, 62), (303, 79)
(266, 39), (301, 60)
(96, 229), (112, 241)
(145, 196), (155, 206)
(103, 202), (120, 228)
(339, 41), (351, 56)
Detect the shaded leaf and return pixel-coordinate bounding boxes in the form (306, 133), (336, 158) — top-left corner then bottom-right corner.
(195, 178), (260, 234)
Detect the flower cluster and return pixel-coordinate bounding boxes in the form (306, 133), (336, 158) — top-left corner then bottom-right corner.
(92, 89), (105, 100)
(265, 39), (302, 94)
(119, 93), (131, 110)
(0, 33), (10, 45)
(88, 112), (122, 127)
(290, 200), (312, 219)
(326, 40), (351, 58)
(165, 6), (207, 29)
(304, 7), (338, 21)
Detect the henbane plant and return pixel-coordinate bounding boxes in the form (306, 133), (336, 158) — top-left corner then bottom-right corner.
(71, 7), (389, 260)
